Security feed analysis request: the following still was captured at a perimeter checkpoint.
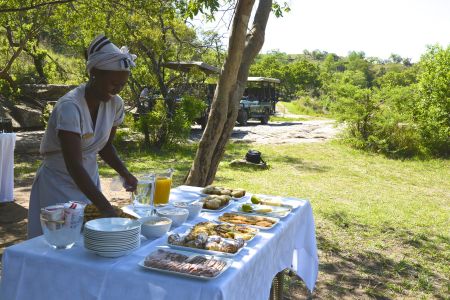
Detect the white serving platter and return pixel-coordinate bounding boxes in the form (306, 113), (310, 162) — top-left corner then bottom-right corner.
(217, 213), (280, 230)
(138, 248), (232, 280)
(167, 241), (246, 257)
(200, 201), (232, 213)
(250, 194), (306, 209)
(234, 203), (293, 218)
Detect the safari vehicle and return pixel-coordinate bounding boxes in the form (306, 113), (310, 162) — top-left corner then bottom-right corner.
(164, 62), (280, 127)
(237, 77), (280, 125)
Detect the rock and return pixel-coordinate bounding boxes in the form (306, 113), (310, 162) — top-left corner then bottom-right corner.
(14, 131), (44, 154)
(20, 84), (76, 107)
(10, 104), (43, 129)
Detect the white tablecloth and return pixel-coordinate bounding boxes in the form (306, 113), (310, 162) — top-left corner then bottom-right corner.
(0, 186), (318, 300)
(0, 133), (15, 202)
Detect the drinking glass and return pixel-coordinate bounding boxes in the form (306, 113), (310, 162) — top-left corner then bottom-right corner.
(153, 168), (174, 206)
(132, 174), (156, 217)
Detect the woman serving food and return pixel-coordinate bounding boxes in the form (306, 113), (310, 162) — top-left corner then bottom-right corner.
(27, 35), (138, 238)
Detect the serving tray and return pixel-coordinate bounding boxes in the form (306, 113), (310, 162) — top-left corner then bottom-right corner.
(234, 203), (293, 218)
(201, 201), (232, 212)
(217, 213), (280, 230)
(167, 242), (245, 257)
(139, 248), (232, 280)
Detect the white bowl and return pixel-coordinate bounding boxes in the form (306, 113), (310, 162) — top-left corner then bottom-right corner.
(156, 207), (189, 228)
(173, 201), (203, 220)
(138, 216), (172, 239)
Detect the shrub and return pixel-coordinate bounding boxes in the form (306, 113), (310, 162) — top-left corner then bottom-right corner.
(415, 45), (450, 157)
(330, 79), (423, 157)
(132, 95), (207, 148)
(40, 102), (56, 128)
(368, 86), (422, 157)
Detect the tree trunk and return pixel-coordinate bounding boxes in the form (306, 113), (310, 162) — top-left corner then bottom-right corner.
(185, 0), (273, 187)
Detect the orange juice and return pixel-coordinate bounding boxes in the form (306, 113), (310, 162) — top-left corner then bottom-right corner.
(154, 177), (172, 205)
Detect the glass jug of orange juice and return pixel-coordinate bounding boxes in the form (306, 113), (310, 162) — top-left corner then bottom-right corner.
(153, 168), (174, 206)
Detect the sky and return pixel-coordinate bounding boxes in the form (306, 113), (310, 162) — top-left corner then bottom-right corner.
(197, 0), (450, 62)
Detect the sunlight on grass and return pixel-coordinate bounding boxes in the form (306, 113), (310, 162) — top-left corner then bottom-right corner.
(270, 116), (308, 122)
(14, 139), (449, 298)
(100, 140), (449, 298)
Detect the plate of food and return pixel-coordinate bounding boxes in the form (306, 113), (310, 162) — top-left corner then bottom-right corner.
(217, 212), (279, 230)
(235, 204), (291, 218)
(200, 195), (232, 212)
(167, 225), (247, 257)
(235, 198), (293, 218)
(188, 221), (259, 242)
(250, 194), (304, 209)
(201, 185), (247, 200)
(139, 248), (232, 280)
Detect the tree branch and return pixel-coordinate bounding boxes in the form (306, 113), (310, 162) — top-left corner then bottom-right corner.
(0, 0), (77, 13)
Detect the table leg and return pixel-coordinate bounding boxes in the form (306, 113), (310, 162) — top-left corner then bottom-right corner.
(269, 271), (284, 300)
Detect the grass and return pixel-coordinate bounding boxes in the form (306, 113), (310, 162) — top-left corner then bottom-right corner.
(270, 115), (309, 122)
(278, 100), (329, 118)
(98, 140), (450, 299)
(12, 139), (448, 298)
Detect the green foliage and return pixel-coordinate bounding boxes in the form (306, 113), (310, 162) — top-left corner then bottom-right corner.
(327, 67), (424, 157)
(272, 2), (291, 17)
(132, 95), (206, 148)
(314, 45), (449, 158)
(374, 65), (418, 88)
(250, 52), (321, 100)
(1, 1), (448, 157)
(367, 86), (422, 157)
(40, 102), (55, 128)
(415, 45), (450, 157)
(282, 97), (326, 116)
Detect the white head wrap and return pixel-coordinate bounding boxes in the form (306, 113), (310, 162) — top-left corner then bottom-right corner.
(86, 34), (137, 73)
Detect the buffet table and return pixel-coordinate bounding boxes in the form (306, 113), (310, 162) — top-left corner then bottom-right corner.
(0, 133), (16, 202)
(0, 186), (318, 300)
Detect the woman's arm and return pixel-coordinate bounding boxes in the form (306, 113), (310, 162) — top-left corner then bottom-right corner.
(58, 130), (117, 216)
(98, 127), (137, 192)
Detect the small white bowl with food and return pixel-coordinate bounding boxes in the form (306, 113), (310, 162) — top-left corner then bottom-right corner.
(156, 207), (189, 228)
(173, 201), (203, 220)
(139, 216), (172, 239)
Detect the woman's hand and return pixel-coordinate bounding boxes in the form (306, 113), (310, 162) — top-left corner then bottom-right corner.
(101, 206), (118, 218)
(122, 172), (138, 192)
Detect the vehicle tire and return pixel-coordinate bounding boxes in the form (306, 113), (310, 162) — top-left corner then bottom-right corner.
(237, 110), (248, 126)
(199, 116), (207, 130)
(260, 110), (269, 125)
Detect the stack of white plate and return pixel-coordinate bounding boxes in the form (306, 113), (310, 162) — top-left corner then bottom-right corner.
(84, 218), (141, 258)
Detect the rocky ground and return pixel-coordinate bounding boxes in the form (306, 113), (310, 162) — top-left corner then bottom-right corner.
(1, 115), (341, 299)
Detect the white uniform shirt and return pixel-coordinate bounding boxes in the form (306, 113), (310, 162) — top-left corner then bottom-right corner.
(27, 84), (125, 238)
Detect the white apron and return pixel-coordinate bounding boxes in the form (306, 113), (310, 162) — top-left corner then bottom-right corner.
(27, 84), (124, 238)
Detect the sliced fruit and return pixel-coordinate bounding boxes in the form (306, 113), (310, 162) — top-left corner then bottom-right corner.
(250, 195), (261, 204)
(241, 204), (253, 212)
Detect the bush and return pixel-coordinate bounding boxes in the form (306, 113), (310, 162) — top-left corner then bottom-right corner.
(330, 80), (423, 157)
(415, 45), (450, 157)
(368, 86), (422, 157)
(291, 96), (328, 116)
(40, 102), (55, 128)
(132, 95), (207, 148)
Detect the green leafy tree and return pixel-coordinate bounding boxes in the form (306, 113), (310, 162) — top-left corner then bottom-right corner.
(415, 45), (450, 157)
